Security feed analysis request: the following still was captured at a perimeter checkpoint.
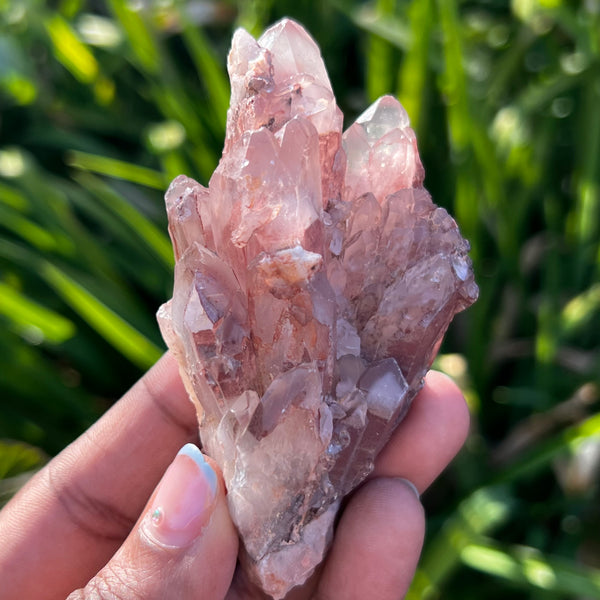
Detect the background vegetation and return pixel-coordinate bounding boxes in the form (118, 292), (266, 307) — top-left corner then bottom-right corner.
(1, 0), (599, 597)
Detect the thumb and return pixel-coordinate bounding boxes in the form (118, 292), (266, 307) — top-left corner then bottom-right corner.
(67, 444), (238, 600)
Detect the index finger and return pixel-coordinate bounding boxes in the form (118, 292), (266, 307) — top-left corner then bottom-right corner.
(0, 352), (198, 600)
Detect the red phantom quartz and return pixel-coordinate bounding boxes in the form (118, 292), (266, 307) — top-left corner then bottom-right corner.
(158, 18), (478, 599)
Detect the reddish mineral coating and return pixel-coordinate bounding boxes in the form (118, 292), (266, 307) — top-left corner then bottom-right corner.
(158, 18), (478, 599)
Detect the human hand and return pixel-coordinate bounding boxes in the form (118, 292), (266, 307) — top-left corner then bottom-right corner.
(0, 352), (469, 600)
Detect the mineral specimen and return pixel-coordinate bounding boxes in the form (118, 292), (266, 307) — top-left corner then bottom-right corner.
(157, 18), (478, 599)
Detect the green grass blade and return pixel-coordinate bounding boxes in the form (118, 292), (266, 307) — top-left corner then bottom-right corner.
(0, 183), (29, 212)
(434, 0), (504, 247)
(517, 70), (588, 117)
(44, 13), (99, 84)
(13, 165), (121, 277)
(178, 13), (229, 128)
(0, 235), (160, 345)
(0, 281), (76, 344)
(67, 151), (167, 189)
(436, 0), (470, 154)
(234, 0), (273, 36)
(0, 204), (59, 251)
(434, 0), (484, 247)
(486, 26), (535, 107)
(344, 2), (410, 50)
(493, 411), (600, 485)
(407, 486), (514, 598)
(572, 72), (600, 283)
(73, 172), (173, 269)
(41, 262), (162, 369)
(560, 283), (600, 336)
(147, 81), (219, 181)
(461, 538), (600, 598)
(397, 0), (433, 133)
(106, 0), (160, 74)
(365, 0), (396, 102)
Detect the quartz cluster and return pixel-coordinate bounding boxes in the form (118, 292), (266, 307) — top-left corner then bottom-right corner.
(158, 18), (478, 599)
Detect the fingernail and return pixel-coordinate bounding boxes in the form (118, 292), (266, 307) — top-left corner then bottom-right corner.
(395, 477), (420, 500)
(142, 443), (218, 548)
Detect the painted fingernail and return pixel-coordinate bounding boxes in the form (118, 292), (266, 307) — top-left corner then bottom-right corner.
(396, 477), (420, 500)
(142, 443), (218, 548)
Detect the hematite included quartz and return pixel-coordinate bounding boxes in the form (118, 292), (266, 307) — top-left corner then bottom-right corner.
(157, 18), (478, 599)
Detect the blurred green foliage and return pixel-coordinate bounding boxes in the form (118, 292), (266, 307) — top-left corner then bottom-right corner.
(1, 0), (599, 597)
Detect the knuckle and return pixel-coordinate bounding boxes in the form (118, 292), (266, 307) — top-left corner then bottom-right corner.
(45, 460), (135, 542)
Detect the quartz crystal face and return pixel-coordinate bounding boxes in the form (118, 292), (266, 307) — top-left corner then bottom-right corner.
(157, 18), (478, 599)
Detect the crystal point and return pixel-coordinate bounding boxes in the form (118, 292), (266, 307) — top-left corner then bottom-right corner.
(158, 18), (478, 599)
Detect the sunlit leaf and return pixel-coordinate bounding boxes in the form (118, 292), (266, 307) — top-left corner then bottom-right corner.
(41, 262), (162, 369)
(407, 486), (514, 598)
(0, 282), (76, 344)
(397, 0), (434, 133)
(107, 0), (160, 73)
(462, 538), (600, 597)
(67, 151), (167, 189)
(72, 172), (173, 269)
(561, 283), (600, 335)
(44, 14), (99, 84)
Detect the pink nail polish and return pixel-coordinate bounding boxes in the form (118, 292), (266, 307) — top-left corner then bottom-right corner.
(142, 443), (218, 548)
